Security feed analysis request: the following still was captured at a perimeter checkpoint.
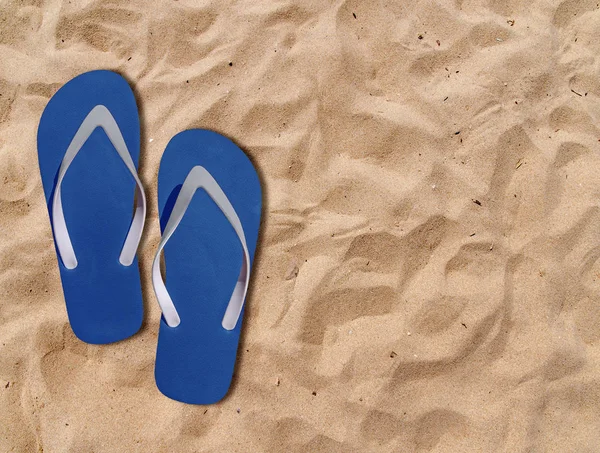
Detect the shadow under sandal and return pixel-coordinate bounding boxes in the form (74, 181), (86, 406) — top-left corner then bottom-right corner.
(37, 70), (146, 344)
(152, 129), (262, 404)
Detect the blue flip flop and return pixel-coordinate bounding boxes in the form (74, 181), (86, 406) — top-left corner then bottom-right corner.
(37, 70), (146, 344)
(152, 130), (262, 404)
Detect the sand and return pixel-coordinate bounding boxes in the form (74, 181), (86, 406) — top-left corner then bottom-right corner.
(1, 0), (600, 451)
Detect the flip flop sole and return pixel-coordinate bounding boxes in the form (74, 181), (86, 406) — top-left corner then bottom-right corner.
(155, 130), (262, 404)
(37, 70), (144, 344)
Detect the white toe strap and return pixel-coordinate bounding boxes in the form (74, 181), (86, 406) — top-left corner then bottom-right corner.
(52, 105), (146, 270)
(152, 165), (251, 331)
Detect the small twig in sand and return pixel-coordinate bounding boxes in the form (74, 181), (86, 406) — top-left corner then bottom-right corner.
(284, 259), (299, 280)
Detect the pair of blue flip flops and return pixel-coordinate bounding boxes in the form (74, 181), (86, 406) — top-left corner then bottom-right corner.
(37, 70), (262, 405)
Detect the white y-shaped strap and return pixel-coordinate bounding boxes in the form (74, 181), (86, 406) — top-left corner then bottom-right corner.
(52, 105), (146, 270)
(152, 165), (250, 331)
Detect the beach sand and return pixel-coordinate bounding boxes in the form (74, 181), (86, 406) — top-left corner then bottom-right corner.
(1, 0), (600, 451)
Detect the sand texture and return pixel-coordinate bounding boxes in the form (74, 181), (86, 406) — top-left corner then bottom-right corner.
(2, 0), (600, 451)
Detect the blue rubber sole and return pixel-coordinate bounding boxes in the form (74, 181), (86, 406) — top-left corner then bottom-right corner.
(155, 130), (262, 404)
(37, 70), (144, 344)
